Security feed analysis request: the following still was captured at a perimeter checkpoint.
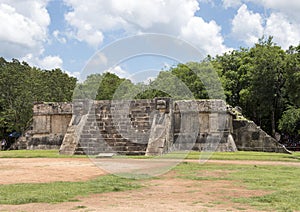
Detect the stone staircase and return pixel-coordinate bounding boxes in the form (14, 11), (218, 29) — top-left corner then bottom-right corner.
(60, 100), (155, 155)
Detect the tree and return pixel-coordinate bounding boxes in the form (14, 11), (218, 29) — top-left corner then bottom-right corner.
(214, 48), (251, 106)
(279, 107), (300, 136)
(74, 72), (134, 100)
(0, 59), (33, 133)
(41, 69), (77, 102)
(0, 58), (77, 138)
(285, 45), (300, 108)
(73, 74), (103, 100)
(246, 37), (286, 135)
(277, 44), (300, 140)
(144, 62), (224, 100)
(96, 72), (127, 100)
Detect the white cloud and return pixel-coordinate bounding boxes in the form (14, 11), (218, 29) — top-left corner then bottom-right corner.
(229, 2), (300, 49)
(0, 1), (50, 59)
(37, 55), (63, 70)
(222, 0), (242, 9)
(225, 0), (300, 16)
(231, 4), (264, 46)
(106, 66), (129, 78)
(0, 1), (69, 71)
(249, 0), (300, 21)
(53, 30), (67, 44)
(180, 17), (228, 55)
(64, 0), (199, 39)
(265, 13), (300, 49)
(65, 71), (80, 79)
(248, 0), (300, 48)
(22, 54), (63, 70)
(143, 76), (156, 85)
(64, 0), (229, 56)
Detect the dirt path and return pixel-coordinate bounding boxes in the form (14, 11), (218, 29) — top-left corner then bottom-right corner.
(0, 158), (107, 184)
(0, 158), (298, 211)
(0, 172), (266, 212)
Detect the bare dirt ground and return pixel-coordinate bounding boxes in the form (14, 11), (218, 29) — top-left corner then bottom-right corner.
(0, 158), (107, 185)
(0, 158), (295, 212)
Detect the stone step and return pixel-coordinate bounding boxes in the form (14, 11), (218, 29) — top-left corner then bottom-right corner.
(116, 151), (146, 156)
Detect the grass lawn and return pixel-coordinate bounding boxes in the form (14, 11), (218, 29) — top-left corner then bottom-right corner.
(186, 151), (300, 162)
(174, 162), (300, 211)
(0, 149), (87, 158)
(0, 175), (141, 205)
(1, 150), (300, 162)
(125, 151), (300, 162)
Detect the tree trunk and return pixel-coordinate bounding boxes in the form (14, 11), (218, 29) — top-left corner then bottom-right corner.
(271, 109), (276, 137)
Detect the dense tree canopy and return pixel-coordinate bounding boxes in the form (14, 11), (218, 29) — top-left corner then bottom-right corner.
(214, 37), (300, 138)
(0, 58), (77, 138)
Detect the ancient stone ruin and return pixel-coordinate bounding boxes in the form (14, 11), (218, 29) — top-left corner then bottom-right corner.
(15, 102), (72, 150)
(16, 98), (290, 155)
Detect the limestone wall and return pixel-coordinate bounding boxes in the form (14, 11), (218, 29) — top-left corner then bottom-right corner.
(173, 100), (237, 152)
(15, 102), (72, 150)
(15, 98), (289, 155)
(60, 99), (238, 155)
(233, 119), (289, 153)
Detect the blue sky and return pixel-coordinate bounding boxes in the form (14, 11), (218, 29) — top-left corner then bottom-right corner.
(0, 0), (300, 82)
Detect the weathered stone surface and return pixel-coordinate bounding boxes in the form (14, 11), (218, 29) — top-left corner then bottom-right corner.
(14, 102), (72, 150)
(146, 98), (173, 156)
(96, 153), (115, 158)
(16, 99), (289, 155)
(233, 119), (290, 153)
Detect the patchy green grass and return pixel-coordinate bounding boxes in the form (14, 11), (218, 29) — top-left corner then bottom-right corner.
(166, 151), (300, 162)
(125, 151), (300, 162)
(72, 205), (87, 210)
(2, 150), (300, 162)
(1, 149), (299, 211)
(0, 175), (141, 205)
(190, 151), (300, 162)
(0, 150), (87, 158)
(173, 162), (300, 211)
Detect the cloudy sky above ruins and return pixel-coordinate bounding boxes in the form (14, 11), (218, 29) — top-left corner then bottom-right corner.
(0, 0), (300, 81)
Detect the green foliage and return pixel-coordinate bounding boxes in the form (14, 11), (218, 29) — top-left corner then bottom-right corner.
(0, 175), (140, 204)
(246, 37), (286, 134)
(0, 150), (87, 158)
(134, 87), (170, 100)
(186, 151), (300, 162)
(285, 45), (300, 107)
(168, 63), (204, 99)
(136, 62), (225, 100)
(279, 107), (300, 135)
(149, 69), (193, 99)
(113, 78), (137, 99)
(73, 72), (136, 100)
(215, 36), (300, 136)
(127, 151), (300, 162)
(0, 58), (76, 137)
(184, 61), (225, 99)
(96, 72), (127, 100)
(41, 69), (77, 102)
(214, 48), (250, 106)
(73, 74), (103, 99)
(4, 150), (300, 162)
